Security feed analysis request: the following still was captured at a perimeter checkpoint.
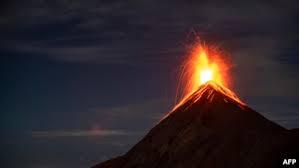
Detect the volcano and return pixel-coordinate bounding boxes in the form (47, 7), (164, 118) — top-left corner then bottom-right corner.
(92, 82), (299, 168)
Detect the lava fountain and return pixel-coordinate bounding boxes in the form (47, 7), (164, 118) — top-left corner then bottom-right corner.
(176, 44), (230, 100)
(192, 45), (226, 88)
(173, 43), (244, 111)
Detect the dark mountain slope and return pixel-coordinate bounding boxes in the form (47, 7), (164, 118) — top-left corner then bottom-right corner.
(93, 82), (299, 168)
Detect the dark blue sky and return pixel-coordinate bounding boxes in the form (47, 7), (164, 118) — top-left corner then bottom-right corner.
(1, 0), (299, 167)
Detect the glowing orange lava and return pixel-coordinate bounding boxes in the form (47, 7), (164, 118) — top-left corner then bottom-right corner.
(176, 44), (230, 101)
(157, 43), (246, 121)
(169, 43), (245, 114)
(193, 46), (224, 88)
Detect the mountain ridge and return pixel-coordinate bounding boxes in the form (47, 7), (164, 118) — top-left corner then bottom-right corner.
(92, 81), (298, 168)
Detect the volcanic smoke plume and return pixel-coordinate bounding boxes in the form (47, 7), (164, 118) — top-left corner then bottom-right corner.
(92, 44), (299, 168)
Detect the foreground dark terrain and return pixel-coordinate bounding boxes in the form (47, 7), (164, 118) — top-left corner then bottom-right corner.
(92, 82), (299, 168)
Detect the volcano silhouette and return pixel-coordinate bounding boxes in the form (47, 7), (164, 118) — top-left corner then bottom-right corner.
(92, 82), (299, 168)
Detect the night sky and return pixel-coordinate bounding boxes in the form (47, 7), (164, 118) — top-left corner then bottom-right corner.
(1, 1), (299, 168)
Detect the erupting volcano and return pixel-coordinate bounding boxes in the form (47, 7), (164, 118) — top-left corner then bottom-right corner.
(182, 44), (228, 91)
(173, 44), (243, 111)
(92, 43), (299, 168)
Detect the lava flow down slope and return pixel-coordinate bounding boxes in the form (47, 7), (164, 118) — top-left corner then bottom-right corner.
(92, 44), (299, 168)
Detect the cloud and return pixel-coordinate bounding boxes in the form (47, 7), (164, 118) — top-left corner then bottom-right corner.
(2, 1), (297, 61)
(29, 99), (171, 138)
(91, 99), (171, 120)
(1, 0), (298, 127)
(2, 0), (297, 68)
(31, 129), (142, 138)
(85, 98), (172, 132)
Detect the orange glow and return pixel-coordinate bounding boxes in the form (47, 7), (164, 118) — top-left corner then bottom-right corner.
(157, 42), (246, 121)
(193, 48), (224, 88)
(169, 43), (245, 113)
(176, 44), (230, 101)
(200, 69), (212, 84)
